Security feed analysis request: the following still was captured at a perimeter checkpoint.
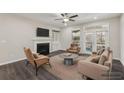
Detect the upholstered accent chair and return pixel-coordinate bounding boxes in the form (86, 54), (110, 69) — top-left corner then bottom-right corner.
(24, 47), (51, 76)
(78, 48), (113, 80)
(67, 43), (80, 54)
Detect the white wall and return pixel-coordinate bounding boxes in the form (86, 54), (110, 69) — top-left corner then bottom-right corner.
(0, 14), (121, 65)
(0, 14), (60, 65)
(60, 17), (121, 59)
(60, 27), (73, 49)
(120, 14), (124, 64)
(109, 17), (120, 60)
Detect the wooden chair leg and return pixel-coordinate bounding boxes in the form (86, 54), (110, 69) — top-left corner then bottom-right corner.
(34, 61), (38, 76)
(49, 63), (52, 68)
(35, 67), (38, 76)
(82, 74), (87, 80)
(47, 59), (51, 68)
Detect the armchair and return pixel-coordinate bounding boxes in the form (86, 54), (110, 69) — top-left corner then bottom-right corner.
(24, 47), (51, 76)
(67, 43), (80, 54)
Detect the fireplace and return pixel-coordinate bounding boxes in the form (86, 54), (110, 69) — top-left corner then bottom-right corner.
(37, 43), (49, 55)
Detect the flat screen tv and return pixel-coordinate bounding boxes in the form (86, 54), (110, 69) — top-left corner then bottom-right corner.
(36, 27), (49, 37)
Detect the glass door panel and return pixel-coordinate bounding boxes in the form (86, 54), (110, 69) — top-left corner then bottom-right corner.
(72, 30), (80, 44)
(84, 24), (109, 54)
(85, 33), (95, 54)
(96, 31), (108, 51)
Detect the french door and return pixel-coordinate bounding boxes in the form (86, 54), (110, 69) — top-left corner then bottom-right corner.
(51, 30), (61, 51)
(84, 32), (96, 54)
(84, 25), (109, 54)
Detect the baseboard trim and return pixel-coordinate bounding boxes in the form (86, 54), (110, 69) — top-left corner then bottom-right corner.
(0, 57), (26, 66)
(113, 58), (121, 61)
(120, 58), (124, 65)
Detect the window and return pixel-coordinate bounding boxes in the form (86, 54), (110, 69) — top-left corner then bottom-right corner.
(96, 31), (108, 51)
(85, 33), (94, 53)
(84, 24), (109, 54)
(52, 30), (60, 42)
(72, 30), (80, 44)
(51, 30), (61, 51)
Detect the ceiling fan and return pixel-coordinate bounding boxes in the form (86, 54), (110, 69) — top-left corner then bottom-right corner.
(55, 13), (78, 25)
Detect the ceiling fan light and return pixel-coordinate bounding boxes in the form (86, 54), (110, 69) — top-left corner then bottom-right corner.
(64, 18), (69, 22)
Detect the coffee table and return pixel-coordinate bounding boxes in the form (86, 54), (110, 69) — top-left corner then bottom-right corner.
(59, 53), (78, 65)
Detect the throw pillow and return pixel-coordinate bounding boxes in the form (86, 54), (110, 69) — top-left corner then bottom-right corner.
(102, 49), (109, 60)
(97, 48), (105, 55)
(91, 55), (100, 63)
(98, 55), (107, 65)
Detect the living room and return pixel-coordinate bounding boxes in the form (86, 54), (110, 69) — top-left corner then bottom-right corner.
(0, 13), (124, 80)
(1, 0), (124, 93)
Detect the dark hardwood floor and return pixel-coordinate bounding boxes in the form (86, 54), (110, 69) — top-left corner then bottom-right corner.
(111, 59), (124, 79)
(0, 61), (60, 80)
(0, 50), (124, 80)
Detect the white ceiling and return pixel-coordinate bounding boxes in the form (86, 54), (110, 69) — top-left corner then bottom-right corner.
(16, 13), (121, 28)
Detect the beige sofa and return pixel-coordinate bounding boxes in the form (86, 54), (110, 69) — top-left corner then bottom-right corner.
(78, 49), (113, 80)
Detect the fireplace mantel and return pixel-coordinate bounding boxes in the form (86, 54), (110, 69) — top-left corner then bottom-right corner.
(32, 37), (50, 41)
(32, 37), (51, 53)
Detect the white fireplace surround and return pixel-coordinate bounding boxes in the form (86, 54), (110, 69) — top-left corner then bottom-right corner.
(33, 37), (51, 53)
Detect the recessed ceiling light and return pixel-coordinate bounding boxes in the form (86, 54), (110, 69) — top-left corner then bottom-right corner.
(94, 17), (97, 20)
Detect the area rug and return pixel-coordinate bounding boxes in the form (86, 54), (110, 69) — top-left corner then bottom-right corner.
(43, 53), (88, 80)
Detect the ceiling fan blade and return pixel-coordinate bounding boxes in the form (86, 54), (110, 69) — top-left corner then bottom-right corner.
(65, 13), (68, 15)
(62, 21), (65, 23)
(55, 18), (63, 20)
(61, 14), (64, 17)
(69, 15), (78, 18)
(69, 19), (75, 21)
